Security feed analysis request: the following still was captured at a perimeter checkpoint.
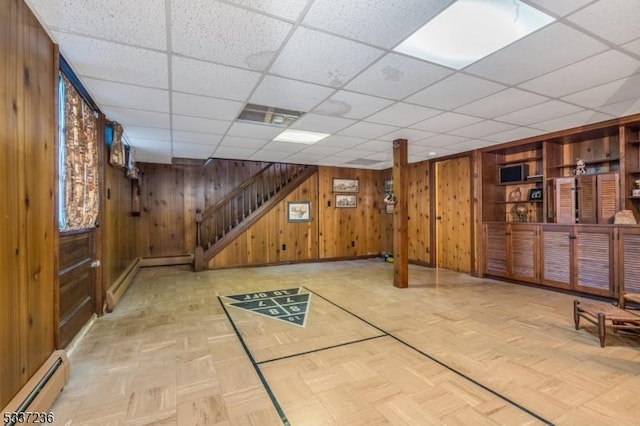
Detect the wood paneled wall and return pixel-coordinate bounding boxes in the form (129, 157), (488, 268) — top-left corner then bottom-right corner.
(203, 159), (270, 209)
(103, 161), (140, 290)
(0, 0), (57, 407)
(209, 174), (319, 268)
(407, 161), (431, 264)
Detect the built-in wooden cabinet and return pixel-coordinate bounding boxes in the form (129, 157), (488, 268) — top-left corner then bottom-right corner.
(618, 226), (640, 297)
(483, 223), (537, 284)
(552, 173), (619, 224)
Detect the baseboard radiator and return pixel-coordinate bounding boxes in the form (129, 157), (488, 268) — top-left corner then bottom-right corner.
(106, 257), (141, 313)
(2, 351), (70, 425)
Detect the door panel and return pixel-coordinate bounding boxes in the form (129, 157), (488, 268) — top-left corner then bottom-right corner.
(436, 157), (471, 273)
(510, 224), (538, 283)
(540, 225), (572, 289)
(483, 223), (508, 277)
(574, 226), (613, 296)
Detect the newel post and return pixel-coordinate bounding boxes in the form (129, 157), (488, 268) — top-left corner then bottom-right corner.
(194, 208), (205, 272)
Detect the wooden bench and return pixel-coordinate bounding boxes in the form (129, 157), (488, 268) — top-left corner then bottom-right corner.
(573, 300), (640, 347)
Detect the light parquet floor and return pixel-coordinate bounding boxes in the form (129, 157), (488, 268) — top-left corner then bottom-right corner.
(51, 260), (640, 425)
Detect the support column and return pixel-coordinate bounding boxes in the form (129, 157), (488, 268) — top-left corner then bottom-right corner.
(392, 139), (408, 288)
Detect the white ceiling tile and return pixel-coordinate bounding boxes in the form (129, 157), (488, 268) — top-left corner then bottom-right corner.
(525, 0), (594, 17)
(212, 146), (257, 159)
(30, 0), (166, 49)
(333, 149), (371, 158)
(312, 91), (394, 119)
(294, 145), (343, 156)
(532, 110), (615, 132)
(303, 0), (450, 49)
(225, 0), (311, 21)
(595, 98), (640, 118)
(172, 115), (230, 135)
(171, 0), (292, 70)
(353, 140), (393, 152)
(345, 53), (452, 100)
(415, 134), (468, 148)
(249, 150), (291, 162)
(284, 153), (324, 164)
(250, 75), (335, 112)
(448, 139), (497, 152)
(172, 150), (210, 160)
(102, 106), (170, 129)
(337, 122), (399, 139)
(172, 56), (261, 101)
(456, 89), (549, 119)
(482, 127), (548, 143)
(449, 120), (516, 138)
(411, 112), (483, 133)
(406, 73), (505, 110)
(366, 103), (441, 127)
(562, 74), (640, 108)
(317, 156), (353, 165)
(227, 122), (284, 139)
(623, 38), (640, 56)
(568, 1), (640, 44)
(313, 135), (368, 149)
(219, 136), (268, 150)
(53, 32), (168, 88)
(124, 127), (171, 141)
(495, 100), (584, 126)
(173, 142), (216, 154)
(259, 141), (306, 153)
(465, 23), (607, 85)
(379, 128), (436, 143)
(520, 50), (640, 97)
(172, 131), (223, 146)
(126, 138), (171, 150)
(290, 113), (355, 133)
(84, 78), (169, 113)
(172, 93), (244, 121)
(134, 148), (172, 164)
(270, 27), (383, 87)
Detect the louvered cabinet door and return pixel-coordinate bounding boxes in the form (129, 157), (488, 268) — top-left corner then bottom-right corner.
(574, 226), (614, 296)
(483, 223), (509, 277)
(509, 223), (538, 283)
(540, 225), (573, 289)
(620, 227), (640, 296)
(554, 177), (576, 224)
(576, 175), (597, 224)
(597, 173), (619, 224)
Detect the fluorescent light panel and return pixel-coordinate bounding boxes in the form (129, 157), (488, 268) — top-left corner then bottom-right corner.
(273, 129), (330, 144)
(394, 0), (554, 69)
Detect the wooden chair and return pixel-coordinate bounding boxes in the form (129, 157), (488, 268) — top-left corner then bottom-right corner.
(573, 300), (640, 347)
(619, 292), (640, 310)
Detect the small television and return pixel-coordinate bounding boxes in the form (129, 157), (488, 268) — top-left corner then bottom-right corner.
(499, 164), (529, 184)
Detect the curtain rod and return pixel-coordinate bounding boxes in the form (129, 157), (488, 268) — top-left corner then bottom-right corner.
(59, 55), (101, 114)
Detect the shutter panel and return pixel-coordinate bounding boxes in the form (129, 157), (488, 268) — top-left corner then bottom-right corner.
(622, 230), (640, 294)
(576, 175), (597, 224)
(484, 224), (508, 277)
(597, 173), (619, 224)
(575, 228), (612, 296)
(555, 177), (575, 224)
(541, 227), (572, 288)
(510, 225), (537, 282)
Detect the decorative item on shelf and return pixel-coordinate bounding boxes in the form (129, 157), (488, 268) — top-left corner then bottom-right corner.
(573, 157), (587, 175)
(510, 204), (528, 222)
(508, 187), (522, 202)
(384, 193), (396, 214)
(633, 179), (640, 197)
(614, 210), (637, 224)
(528, 187), (543, 201)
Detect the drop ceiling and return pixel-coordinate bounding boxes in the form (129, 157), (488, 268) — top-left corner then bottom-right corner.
(25, 0), (640, 169)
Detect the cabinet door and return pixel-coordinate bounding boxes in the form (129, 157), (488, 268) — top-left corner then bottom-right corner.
(619, 227), (640, 297)
(576, 175), (597, 224)
(483, 223), (508, 277)
(574, 226), (614, 297)
(509, 224), (538, 283)
(540, 225), (573, 289)
(597, 173), (619, 224)
(555, 177), (575, 224)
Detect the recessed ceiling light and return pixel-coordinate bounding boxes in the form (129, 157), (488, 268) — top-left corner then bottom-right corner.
(273, 129), (330, 144)
(394, 0), (554, 69)
(237, 103), (303, 127)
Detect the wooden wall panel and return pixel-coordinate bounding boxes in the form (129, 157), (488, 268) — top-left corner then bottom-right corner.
(203, 159), (269, 209)
(103, 161), (140, 295)
(0, 0), (56, 407)
(209, 174), (319, 268)
(407, 162), (431, 263)
(318, 167), (384, 259)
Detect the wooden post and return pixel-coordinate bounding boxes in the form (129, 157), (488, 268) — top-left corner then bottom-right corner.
(194, 209), (204, 271)
(393, 139), (408, 288)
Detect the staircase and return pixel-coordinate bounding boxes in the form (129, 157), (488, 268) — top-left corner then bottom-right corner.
(194, 163), (317, 271)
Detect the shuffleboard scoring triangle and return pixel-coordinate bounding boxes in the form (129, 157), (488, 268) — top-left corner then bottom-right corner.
(223, 288), (311, 327)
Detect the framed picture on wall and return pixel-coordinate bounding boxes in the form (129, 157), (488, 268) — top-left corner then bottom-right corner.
(384, 179), (393, 193)
(528, 188), (543, 201)
(287, 201), (311, 222)
(332, 178), (359, 193)
(385, 203), (394, 214)
(335, 194), (357, 208)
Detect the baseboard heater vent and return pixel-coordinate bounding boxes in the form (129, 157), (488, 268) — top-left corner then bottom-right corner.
(106, 256), (141, 312)
(2, 350), (70, 426)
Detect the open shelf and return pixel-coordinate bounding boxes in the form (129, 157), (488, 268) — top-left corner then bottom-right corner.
(554, 158), (619, 168)
(496, 200), (543, 204)
(497, 156), (543, 166)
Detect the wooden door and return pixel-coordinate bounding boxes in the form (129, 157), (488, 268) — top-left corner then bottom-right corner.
(483, 223), (508, 277)
(618, 227), (640, 298)
(576, 175), (597, 224)
(597, 173), (619, 224)
(574, 226), (614, 297)
(57, 230), (97, 348)
(435, 157), (471, 273)
(540, 225), (573, 289)
(554, 177), (576, 224)
(509, 223), (538, 283)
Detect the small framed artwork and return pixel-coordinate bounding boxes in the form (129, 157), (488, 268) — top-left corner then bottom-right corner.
(528, 188), (543, 201)
(335, 194), (357, 208)
(332, 178), (359, 193)
(385, 203), (394, 214)
(287, 201), (311, 222)
(384, 179), (393, 193)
